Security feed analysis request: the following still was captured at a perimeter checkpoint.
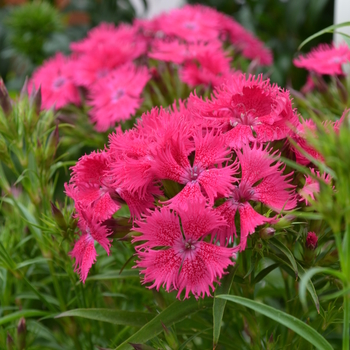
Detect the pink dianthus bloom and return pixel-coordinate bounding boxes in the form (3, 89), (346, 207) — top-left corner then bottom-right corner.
(133, 200), (237, 299)
(214, 144), (296, 249)
(151, 128), (238, 210)
(70, 209), (112, 283)
(157, 4), (221, 42)
(70, 23), (144, 55)
(28, 53), (80, 110)
(299, 168), (332, 205)
(88, 63), (150, 131)
(306, 232), (318, 250)
(189, 74), (298, 148)
(293, 43), (350, 75)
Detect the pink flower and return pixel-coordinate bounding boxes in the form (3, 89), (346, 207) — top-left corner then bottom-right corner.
(189, 74), (298, 148)
(133, 201), (236, 299)
(214, 144), (296, 249)
(28, 53), (80, 110)
(70, 209), (112, 283)
(88, 63), (150, 131)
(222, 15), (273, 66)
(293, 44), (350, 75)
(151, 128), (237, 209)
(305, 232), (318, 250)
(157, 5), (221, 42)
(299, 168), (332, 205)
(70, 23), (145, 55)
(301, 74), (316, 94)
(65, 151), (121, 222)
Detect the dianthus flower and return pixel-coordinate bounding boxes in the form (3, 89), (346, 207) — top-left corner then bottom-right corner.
(156, 4), (221, 42)
(70, 23), (144, 55)
(107, 104), (196, 198)
(28, 53), (80, 110)
(293, 43), (350, 75)
(189, 74), (297, 148)
(299, 168), (332, 205)
(88, 63), (150, 131)
(305, 232), (318, 250)
(214, 144), (296, 249)
(133, 200), (237, 299)
(150, 40), (232, 87)
(69, 208), (112, 283)
(151, 128), (237, 210)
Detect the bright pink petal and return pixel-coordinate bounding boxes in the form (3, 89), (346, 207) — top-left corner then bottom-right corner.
(238, 203), (271, 251)
(69, 234), (97, 283)
(133, 206), (182, 248)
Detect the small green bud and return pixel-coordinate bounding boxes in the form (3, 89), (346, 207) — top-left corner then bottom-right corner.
(259, 227), (275, 240)
(45, 124), (59, 161)
(6, 332), (14, 350)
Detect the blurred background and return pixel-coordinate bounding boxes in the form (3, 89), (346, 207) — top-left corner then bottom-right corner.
(0, 0), (334, 91)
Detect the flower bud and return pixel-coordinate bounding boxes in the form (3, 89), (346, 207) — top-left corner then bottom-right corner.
(6, 332), (14, 350)
(0, 79), (12, 115)
(17, 317), (26, 350)
(305, 232), (318, 251)
(45, 124), (59, 161)
(50, 201), (67, 231)
(259, 227), (275, 240)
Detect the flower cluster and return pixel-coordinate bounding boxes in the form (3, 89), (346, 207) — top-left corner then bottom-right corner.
(65, 73), (323, 298)
(28, 4), (272, 131)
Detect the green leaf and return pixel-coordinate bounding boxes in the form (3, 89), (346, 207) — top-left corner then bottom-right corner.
(85, 269), (140, 281)
(252, 263), (279, 284)
(0, 310), (49, 326)
(55, 309), (155, 327)
(213, 265), (237, 348)
(115, 298), (213, 350)
(298, 21), (350, 50)
(216, 295), (333, 350)
(299, 267), (345, 308)
(269, 238), (298, 279)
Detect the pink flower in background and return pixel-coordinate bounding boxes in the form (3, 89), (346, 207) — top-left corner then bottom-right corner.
(301, 74), (316, 94)
(70, 23), (143, 54)
(70, 209), (112, 283)
(134, 200), (236, 299)
(299, 169), (332, 205)
(88, 63), (150, 131)
(214, 144), (296, 249)
(293, 44), (350, 75)
(28, 53), (80, 110)
(222, 16), (273, 66)
(157, 4), (221, 42)
(189, 74), (297, 148)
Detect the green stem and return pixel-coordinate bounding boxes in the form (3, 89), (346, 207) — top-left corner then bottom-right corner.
(343, 293), (350, 350)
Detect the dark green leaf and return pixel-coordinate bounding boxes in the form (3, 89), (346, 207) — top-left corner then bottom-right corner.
(217, 295), (333, 350)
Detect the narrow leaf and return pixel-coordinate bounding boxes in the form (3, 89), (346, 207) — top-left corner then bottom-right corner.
(269, 238), (298, 279)
(85, 269), (140, 281)
(213, 265), (237, 348)
(0, 310), (49, 326)
(56, 309), (155, 327)
(217, 295), (333, 350)
(253, 263), (279, 284)
(115, 298), (212, 350)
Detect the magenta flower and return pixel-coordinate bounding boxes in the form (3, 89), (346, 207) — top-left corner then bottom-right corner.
(70, 209), (112, 283)
(151, 128), (237, 210)
(133, 201), (236, 299)
(65, 151), (120, 222)
(189, 74), (298, 148)
(88, 63), (150, 131)
(305, 232), (318, 250)
(157, 5), (221, 42)
(293, 43), (350, 75)
(214, 144), (296, 249)
(28, 53), (80, 110)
